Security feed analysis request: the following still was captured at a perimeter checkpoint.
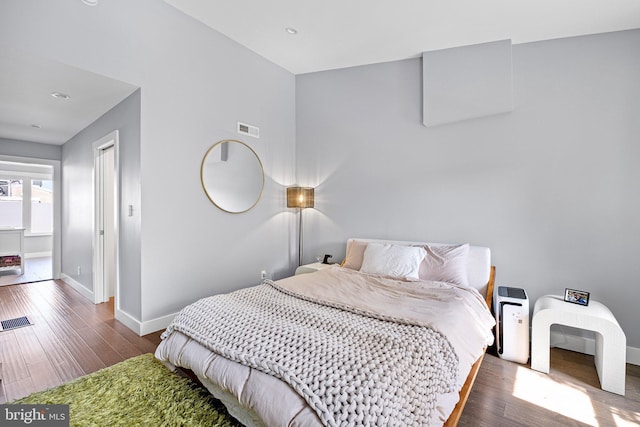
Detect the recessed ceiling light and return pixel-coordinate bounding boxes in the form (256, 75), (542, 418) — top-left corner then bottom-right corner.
(51, 91), (71, 100)
(285, 27), (298, 35)
(81, 0), (99, 5)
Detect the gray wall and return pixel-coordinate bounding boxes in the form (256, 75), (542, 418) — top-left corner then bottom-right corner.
(0, 138), (61, 160)
(1, 0), (296, 325)
(61, 89), (141, 316)
(296, 30), (640, 348)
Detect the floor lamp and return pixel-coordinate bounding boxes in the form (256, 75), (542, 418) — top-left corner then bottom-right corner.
(286, 186), (314, 266)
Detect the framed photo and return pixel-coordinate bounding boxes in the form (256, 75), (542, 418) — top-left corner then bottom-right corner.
(564, 288), (590, 306)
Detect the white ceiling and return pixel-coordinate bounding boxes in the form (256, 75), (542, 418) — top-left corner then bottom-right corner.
(164, 0), (640, 75)
(0, 49), (138, 145)
(3, 1), (639, 146)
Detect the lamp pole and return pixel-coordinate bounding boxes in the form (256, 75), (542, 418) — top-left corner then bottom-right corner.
(286, 186), (314, 267)
(298, 207), (303, 266)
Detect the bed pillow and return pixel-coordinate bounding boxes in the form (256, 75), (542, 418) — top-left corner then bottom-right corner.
(342, 240), (369, 270)
(359, 243), (426, 280)
(418, 243), (470, 287)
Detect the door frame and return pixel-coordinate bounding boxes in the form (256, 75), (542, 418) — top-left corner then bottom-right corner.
(93, 130), (119, 305)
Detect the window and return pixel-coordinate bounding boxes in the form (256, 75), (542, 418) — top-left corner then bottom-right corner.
(31, 180), (53, 234)
(0, 178), (23, 228)
(0, 161), (54, 235)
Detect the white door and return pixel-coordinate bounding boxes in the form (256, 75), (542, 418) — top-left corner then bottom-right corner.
(93, 131), (118, 305)
(102, 146), (116, 300)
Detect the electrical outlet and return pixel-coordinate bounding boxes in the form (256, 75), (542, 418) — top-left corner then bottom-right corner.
(261, 270), (268, 279)
(77, 266), (81, 276)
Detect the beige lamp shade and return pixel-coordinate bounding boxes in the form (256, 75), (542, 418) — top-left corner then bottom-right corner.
(287, 187), (314, 209)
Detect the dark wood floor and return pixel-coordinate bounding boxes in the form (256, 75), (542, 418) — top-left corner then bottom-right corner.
(1, 280), (638, 426)
(0, 279), (161, 403)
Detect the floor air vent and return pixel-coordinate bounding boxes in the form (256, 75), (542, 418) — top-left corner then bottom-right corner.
(0, 316), (33, 331)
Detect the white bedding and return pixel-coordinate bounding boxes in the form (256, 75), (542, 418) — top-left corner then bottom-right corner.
(156, 266), (495, 426)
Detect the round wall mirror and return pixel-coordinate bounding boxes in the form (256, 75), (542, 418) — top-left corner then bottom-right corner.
(200, 139), (264, 213)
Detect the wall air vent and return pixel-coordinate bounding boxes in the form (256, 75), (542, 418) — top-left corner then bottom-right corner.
(237, 122), (259, 138)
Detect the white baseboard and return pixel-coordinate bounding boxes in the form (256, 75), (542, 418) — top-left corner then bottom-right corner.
(115, 308), (176, 336)
(626, 346), (640, 366)
(59, 274), (174, 336)
(60, 273), (94, 302)
(550, 331), (640, 366)
(114, 308), (141, 335)
(140, 312), (177, 336)
(25, 251), (52, 259)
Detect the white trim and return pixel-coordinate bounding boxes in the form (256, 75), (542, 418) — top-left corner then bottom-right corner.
(24, 232), (53, 238)
(63, 271), (172, 337)
(114, 308), (142, 335)
(627, 346), (640, 366)
(0, 162), (53, 179)
(60, 273), (94, 302)
(140, 313), (177, 336)
(114, 308), (177, 336)
(22, 177), (32, 235)
(24, 251), (52, 259)
(550, 330), (640, 366)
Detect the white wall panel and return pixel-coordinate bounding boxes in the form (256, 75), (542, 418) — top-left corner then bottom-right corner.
(423, 40), (513, 126)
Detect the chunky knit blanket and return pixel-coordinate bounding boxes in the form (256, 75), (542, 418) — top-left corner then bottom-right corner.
(163, 281), (459, 427)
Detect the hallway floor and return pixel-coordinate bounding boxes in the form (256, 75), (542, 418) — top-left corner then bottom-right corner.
(0, 257), (53, 286)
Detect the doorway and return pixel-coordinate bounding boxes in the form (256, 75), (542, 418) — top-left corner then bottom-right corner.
(93, 131), (118, 308)
(0, 159), (57, 286)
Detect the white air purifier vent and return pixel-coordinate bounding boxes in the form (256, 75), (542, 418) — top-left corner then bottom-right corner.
(237, 122), (259, 138)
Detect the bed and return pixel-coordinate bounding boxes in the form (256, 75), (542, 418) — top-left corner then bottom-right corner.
(155, 238), (496, 426)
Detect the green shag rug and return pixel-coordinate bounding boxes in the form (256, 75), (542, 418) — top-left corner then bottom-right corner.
(13, 354), (242, 427)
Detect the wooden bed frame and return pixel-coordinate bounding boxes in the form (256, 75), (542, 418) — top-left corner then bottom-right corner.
(443, 265), (495, 427)
(177, 265), (496, 427)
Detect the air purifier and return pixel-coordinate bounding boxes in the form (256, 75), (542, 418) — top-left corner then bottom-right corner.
(494, 286), (529, 364)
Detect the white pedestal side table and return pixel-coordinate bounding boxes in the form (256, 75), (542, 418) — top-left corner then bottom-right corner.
(531, 295), (626, 395)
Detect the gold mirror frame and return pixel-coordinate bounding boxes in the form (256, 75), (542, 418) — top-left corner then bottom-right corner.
(200, 139), (265, 213)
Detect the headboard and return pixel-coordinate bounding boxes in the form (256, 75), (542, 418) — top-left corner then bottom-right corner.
(346, 238), (495, 309)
